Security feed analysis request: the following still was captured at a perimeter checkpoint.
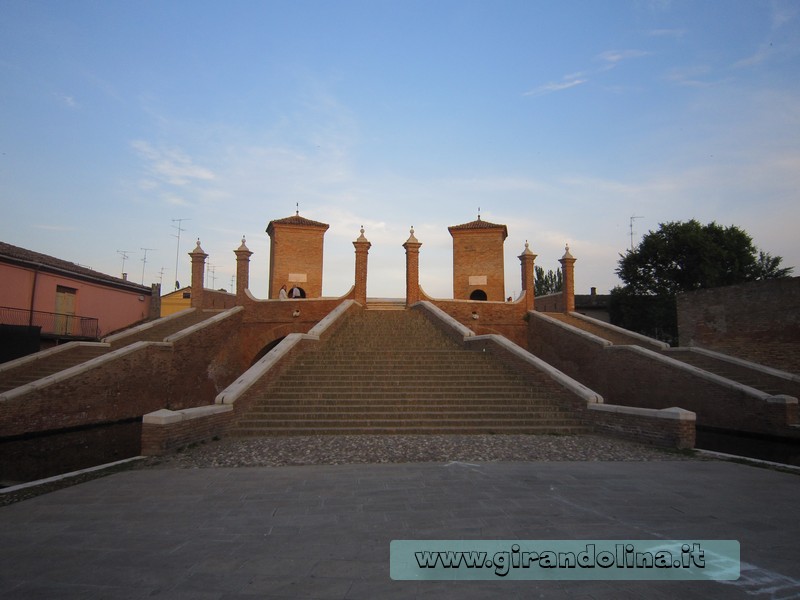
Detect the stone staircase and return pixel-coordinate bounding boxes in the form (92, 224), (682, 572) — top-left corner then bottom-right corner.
(544, 313), (643, 346)
(106, 309), (216, 349)
(230, 309), (587, 435)
(665, 350), (799, 397)
(0, 309), (218, 395)
(0, 344), (109, 394)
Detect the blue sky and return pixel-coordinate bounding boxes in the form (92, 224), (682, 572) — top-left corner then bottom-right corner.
(1, 0), (798, 299)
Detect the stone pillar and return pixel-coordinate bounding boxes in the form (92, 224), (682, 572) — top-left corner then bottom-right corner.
(403, 227), (422, 307)
(353, 226), (371, 306)
(189, 239), (208, 308)
(234, 236), (253, 302)
(559, 244), (576, 314)
(518, 241), (537, 311)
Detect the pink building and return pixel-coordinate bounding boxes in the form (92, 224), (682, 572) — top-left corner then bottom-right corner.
(0, 242), (158, 354)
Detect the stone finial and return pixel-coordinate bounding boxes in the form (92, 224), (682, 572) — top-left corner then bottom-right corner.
(237, 236), (250, 252)
(520, 239), (535, 256)
(406, 226), (419, 244)
(191, 238), (206, 255)
(356, 226), (368, 243)
(562, 243), (574, 259)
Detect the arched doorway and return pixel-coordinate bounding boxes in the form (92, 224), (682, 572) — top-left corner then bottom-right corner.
(288, 285), (307, 299)
(469, 289), (488, 301)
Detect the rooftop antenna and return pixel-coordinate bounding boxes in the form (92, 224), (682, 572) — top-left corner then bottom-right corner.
(116, 250), (133, 278)
(171, 218), (190, 291)
(158, 266), (165, 286)
(296, 202), (300, 216)
(629, 215), (644, 251)
(140, 248), (156, 285)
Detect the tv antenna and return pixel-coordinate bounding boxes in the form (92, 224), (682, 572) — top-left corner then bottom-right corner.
(140, 247), (156, 285)
(629, 215), (644, 250)
(116, 250), (133, 278)
(171, 218), (190, 291)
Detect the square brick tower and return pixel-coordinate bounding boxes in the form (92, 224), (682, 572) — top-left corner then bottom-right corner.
(266, 212), (330, 299)
(448, 216), (508, 301)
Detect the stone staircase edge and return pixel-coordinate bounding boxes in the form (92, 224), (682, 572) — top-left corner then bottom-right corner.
(0, 341), (110, 374)
(0, 341), (172, 402)
(568, 311), (670, 350)
(663, 346), (800, 383)
(164, 306), (244, 343)
(529, 311), (613, 348)
(466, 333), (604, 405)
(103, 307), (196, 344)
(215, 333), (317, 406)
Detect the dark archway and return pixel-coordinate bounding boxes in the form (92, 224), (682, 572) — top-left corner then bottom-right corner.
(251, 336), (286, 366)
(289, 286), (307, 299)
(469, 289), (488, 301)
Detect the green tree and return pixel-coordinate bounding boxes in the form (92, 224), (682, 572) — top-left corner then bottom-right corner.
(616, 220), (792, 295)
(535, 266), (563, 296)
(611, 220), (793, 344)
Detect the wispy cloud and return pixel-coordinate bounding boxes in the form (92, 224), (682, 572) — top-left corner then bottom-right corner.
(55, 93), (78, 108)
(664, 65), (721, 87)
(595, 49), (650, 70)
(523, 75), (587, 97)
(734, 45), (773, 68)
(131, 140), (215, 187)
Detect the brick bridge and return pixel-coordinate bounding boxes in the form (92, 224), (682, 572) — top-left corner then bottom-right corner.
(1, 217), (797, 461)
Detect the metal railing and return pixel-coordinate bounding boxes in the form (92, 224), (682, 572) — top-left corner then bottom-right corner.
(0, 306), (100, 339)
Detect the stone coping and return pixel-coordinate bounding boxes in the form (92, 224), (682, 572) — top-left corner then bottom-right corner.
(411, 301), (475, 338)
(529, 311), (613, 347)
(143, 404), (232, 425)
(588, 403), (696, 421)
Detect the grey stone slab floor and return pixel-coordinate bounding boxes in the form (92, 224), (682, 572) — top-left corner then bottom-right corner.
(1, 459), (799, 599)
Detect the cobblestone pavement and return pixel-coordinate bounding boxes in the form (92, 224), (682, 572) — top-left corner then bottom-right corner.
(142, 434), (699, 469)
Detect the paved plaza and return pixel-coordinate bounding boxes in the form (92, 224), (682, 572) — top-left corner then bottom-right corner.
(1, 454), (799, 599)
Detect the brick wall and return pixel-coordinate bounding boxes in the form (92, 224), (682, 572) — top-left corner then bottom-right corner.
(238, 296), (354, 366)
(527, 311), (800, 439)
(677, 277), (800, 373)
(588, 405), (696, 449)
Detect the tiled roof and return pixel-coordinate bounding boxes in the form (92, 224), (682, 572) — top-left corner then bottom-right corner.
(0, 241), (151, 292)
(266, 214), (330, 235)
(448, 218), (508, 239)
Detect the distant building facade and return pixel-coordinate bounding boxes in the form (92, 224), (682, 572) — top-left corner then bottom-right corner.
(0, 241), (157, 356)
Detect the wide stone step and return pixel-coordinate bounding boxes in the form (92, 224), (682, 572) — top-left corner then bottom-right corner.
(229, 425), (589, 436)
(262, 391), (547, 400)
(235, 417), (581, 428)
(246, 401), (570, 412)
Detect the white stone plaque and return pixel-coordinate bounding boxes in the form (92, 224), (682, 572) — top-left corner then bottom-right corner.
(288, 273), (308, 283)
(468, 275), (487, 286)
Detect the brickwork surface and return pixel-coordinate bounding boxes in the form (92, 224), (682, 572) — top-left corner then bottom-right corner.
(678, 277), (800, 373)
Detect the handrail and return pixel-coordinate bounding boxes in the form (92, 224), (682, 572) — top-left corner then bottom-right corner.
(0, 305), (99, 339)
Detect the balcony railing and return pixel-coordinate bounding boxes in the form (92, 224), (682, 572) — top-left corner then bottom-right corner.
(0, 306), (100, 340)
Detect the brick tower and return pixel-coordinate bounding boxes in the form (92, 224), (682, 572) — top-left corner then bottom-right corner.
(266, 211), (329, 299)
(448, 216), (508, 301)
